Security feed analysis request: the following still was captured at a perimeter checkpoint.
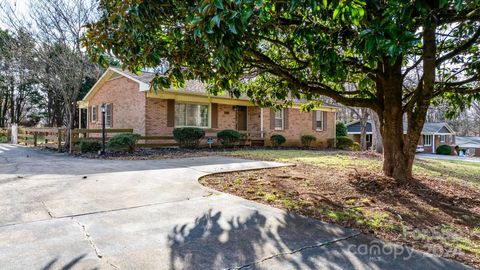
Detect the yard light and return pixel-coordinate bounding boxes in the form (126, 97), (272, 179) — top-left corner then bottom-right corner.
(101, 103), (106, 155)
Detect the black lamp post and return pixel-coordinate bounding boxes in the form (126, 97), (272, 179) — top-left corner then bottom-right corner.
(101, 103), (106, 155)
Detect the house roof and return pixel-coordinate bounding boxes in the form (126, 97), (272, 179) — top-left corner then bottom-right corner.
(346, 120), (372, 134)
(80, 67), (338, 110)
(456, 136), (480, 148)
(346, 121), (455, 135)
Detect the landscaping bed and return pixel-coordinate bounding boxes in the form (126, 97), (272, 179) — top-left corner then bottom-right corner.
(199, 150), (480, 268)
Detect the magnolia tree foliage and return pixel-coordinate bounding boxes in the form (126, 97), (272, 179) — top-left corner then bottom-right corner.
(84, 0), (480, 181)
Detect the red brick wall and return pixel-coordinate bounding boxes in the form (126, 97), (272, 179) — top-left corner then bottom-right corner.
(145, 98), (172, 136)
(263, 108), (335, 147)
(87, 77), (146, 135)
(217, 104), (236, 130)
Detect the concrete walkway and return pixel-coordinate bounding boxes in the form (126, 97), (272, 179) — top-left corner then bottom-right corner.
(0, 145), (472, 269)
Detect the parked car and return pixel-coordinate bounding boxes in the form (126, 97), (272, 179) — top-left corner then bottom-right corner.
(416, 145), (425, 153)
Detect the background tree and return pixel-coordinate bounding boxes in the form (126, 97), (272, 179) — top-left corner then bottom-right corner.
(1, 0), (100, 149)
(84, 0), (480, 181)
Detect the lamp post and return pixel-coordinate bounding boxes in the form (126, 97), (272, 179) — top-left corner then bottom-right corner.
(101, 103), (106, 155)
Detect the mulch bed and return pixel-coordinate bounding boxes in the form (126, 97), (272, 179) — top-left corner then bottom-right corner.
(200, 159), (480, 268)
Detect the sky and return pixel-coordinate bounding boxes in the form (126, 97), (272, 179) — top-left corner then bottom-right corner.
(0, 0), (28, 30)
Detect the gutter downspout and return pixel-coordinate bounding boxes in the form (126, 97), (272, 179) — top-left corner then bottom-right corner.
(260, 108), (264, 138)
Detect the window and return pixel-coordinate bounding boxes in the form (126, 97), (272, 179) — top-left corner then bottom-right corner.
(92, 106), (97, 122)
(105, 104), (112, 127)
(274, 109), (284, 130)
(315, 110), (323, 131)
(423, 135), (432, 146)
(175, 103), (209, 127)
(366, 134), (372, 143)
(440, 135), (446, 143)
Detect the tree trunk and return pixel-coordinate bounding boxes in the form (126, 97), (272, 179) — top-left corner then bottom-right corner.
(359, 108), (369, 151)
(370, 109), (383, 153)
(378, 58), (414, 182)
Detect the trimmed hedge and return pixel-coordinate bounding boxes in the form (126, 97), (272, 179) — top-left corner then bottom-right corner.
(300, 135), (316, 148)
(217, 129), (241, 147)
(336, 136), (354, 150)
(173, 127), (205, 148)
(79, 140), (101, 153)
(436, 144), (452, 155)
(270, 134), (286, 147)
(107, 133), (141, 153)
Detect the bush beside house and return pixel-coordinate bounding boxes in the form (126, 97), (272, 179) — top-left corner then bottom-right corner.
(79, 140), (101, 153)
(436, 145), (452, 155)
(336, 122), (348, 137)
(300, 135), (317, 148)
(336, 136), (354, 150)
(270, 134), (286, 147)
(217, 129), (241, 147)
(107, 133), (141, 153)
(173, 127), (205, 148)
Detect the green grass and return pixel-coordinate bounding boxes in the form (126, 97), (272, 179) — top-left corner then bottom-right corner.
(228, 149), (480, 186)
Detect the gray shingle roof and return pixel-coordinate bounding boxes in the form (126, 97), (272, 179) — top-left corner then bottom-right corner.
(347, 121), (454, 134)
(456, 136), (480, 148)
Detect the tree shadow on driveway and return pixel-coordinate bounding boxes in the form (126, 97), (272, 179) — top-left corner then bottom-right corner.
(166, 209), (468, 270)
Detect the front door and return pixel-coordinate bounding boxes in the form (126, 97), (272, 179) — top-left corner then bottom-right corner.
(236, 106), (248, 131)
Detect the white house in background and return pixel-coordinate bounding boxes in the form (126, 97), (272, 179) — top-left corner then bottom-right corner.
(346, 121), (456, 154)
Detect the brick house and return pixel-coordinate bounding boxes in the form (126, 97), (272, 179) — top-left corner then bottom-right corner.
(346, 120), (456, 153)
(78, 67), (337, 147)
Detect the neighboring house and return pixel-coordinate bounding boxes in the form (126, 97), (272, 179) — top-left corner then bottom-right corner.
(345, 120), (373, 148)
(77, 67), (337, 147)
(346, 121), (456, 153)
(456, 136), (480, 156)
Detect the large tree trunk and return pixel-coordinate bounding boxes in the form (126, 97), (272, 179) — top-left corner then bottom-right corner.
(378, 58), (414, 182)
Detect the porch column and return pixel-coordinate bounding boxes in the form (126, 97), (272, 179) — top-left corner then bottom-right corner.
(78, 107), (82, 129)
(432, 134), (435, 153)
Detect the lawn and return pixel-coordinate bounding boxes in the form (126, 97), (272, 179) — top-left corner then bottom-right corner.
(200, 149), (480, 267)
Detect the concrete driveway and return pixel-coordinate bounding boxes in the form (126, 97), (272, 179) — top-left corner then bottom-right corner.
(0, 145), (471, 270)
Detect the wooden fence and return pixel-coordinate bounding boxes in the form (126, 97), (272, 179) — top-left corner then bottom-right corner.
(17, 127), (65, 149)
(11, 127), (265, 151)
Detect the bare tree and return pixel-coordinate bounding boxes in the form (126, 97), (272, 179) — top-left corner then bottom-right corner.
(1, 0), (98, 149)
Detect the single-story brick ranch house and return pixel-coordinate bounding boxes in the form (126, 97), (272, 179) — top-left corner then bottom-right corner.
(78, 67), (337, 147)
(346, 120), (456, 153)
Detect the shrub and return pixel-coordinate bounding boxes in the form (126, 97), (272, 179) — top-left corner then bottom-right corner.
(107, 133), (141, 153)
(336, 136), (354, 150)
(300, 135), (317, 148)
(436, 144), (452, 155)
(79, 140), (101, 153)
(270, 134), (286, 147)
(350, 142), (361, 151)
(336, 122), (348, 137)
(173, 127), (205, 148)
(217, 129), (241, 147)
